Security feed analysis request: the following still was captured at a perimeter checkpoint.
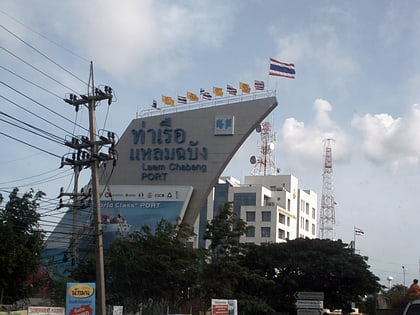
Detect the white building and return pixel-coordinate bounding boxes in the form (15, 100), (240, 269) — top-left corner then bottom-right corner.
(192, 174), (318, 248)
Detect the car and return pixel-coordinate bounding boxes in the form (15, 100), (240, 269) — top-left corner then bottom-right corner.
(403, 300), (420, 315)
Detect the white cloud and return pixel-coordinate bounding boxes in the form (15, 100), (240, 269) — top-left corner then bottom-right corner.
(278, 99), (351, 170)
(352, 104), (420, 170)
(63, 0), (233, 81)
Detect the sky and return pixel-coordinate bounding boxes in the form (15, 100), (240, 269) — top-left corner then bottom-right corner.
(1, 0), (420, 288)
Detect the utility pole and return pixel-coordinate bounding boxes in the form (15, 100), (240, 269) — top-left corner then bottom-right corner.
(63, 61), (116, 315)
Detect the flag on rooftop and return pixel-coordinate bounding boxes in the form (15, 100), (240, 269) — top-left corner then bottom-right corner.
(269, 58), (296, 79)
(187, 91), (198, 102)
(162, 95), (174, 106)
(254, 80), (265, 90)
(202, 91), (212, 100)
(227, 84), (237, 96)
(354, 227), (365, 236)
(239, 82), (250, 94)
(152, 99), (158, 108)
(177, 95), (187, 104)
(213, 87), (223, 97)
(200, 88), (206, 95)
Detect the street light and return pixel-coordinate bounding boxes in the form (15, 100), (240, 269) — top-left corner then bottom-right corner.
(402, 265), (406, 287)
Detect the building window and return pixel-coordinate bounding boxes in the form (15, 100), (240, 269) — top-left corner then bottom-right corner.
(262, 211), (271, 222)
(278, 228), (286, 239)
(261, 227), (271, 238)
(312, 207), (316, 219)
(246, 211), (256, 222)
(246, 226), (255, 237)
(279, 213), (285, 224)
(312, 223), (316, 235)
(287, 199), (291, 211)
(287, 217), (290, 226)
(306, 202), (309, 214)
(305, 219), (309, 231)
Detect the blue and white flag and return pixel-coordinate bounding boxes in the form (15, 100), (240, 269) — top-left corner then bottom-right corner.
(269, 58), (296, 79)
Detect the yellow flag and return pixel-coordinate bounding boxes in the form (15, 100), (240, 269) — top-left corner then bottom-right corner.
(162, 95), (174, 106)
(240, 82), (250, 94)
(187, 91), (198, 102)
(213, 87), (223, 97)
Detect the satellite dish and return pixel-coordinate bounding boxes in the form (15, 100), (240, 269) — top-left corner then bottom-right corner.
(255, 124), (262, 133)
(268, 142), (275, 150)
(250, 156), (256, 164)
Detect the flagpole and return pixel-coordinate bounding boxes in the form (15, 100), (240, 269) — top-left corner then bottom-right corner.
(267, 58), (270, 92)
(353, 226), (356, 253)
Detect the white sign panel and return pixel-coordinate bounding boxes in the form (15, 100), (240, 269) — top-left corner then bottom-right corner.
(294, 291), (324, 300)
(297, 309), (322, 315)
(295, 300), (323, 309)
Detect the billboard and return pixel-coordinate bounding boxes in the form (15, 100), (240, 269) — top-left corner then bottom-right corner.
(66, 283), (96, 315)
(211, 299), (237, 315)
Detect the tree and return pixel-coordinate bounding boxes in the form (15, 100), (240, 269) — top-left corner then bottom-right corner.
(202, 203), (273, 314)
(382, 284), (409, 309)
(0, 188), (45, 304)
(242, 238), (382, 314)
(204, 202), (247, 260)
(105, 219), (206, 314)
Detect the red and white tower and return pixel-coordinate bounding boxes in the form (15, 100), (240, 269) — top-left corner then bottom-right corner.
(250, 121), (277, 176)
(319, 138), (336, 239)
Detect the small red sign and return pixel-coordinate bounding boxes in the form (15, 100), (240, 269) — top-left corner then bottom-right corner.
(212, 304), (228, 315)
(69, 305), (92, 315)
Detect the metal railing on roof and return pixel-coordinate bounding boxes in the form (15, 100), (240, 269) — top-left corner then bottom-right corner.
(137, 90), (276, 118)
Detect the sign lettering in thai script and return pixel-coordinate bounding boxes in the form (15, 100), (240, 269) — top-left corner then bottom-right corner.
(28, 307), (65, 315)
(66, 283), (95, 315)
(295, 300), (323, 309)
(297, 309), (322, 315)
(294, 291), (324, 300)
(211, 299), (237, 315)
(130, 118), (209, 181)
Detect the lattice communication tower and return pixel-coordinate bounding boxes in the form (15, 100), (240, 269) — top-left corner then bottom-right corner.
(250, 121), (278, 176)
(319, 138), (336, 239)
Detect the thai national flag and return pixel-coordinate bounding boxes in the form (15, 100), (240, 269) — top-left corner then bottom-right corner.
(227, 84), (237, 96)
(269, 58), (295, 79)
(354, 227), (365, 236)
(177, 96), (187, 104)
(202, 92), (212, 100)
(254, 80), (265, 90)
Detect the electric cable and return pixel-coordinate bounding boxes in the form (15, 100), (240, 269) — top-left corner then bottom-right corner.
(1, 24), (88, 87)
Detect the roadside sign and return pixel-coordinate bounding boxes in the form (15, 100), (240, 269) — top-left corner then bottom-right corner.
(295, 300), (323, 309)
(297, 309), (322, 315)
(294, 291), (324, 300)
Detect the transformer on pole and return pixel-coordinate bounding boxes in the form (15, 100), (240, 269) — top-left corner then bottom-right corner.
(319, 138), (336, 240)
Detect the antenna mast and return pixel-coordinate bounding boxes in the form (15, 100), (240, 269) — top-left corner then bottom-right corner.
(250, 121), (277, 175)
(319, 138), (336, 239)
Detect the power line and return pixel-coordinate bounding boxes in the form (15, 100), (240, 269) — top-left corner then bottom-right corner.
(1, 47), (81, 95)
(1, 24), (88, 87)
(0, 112), (64, 144)
(1, 91), (89, 134)
(0, 9), (90, 63)
(1, 65), (63, 99)
(0, 131), (61, 158)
